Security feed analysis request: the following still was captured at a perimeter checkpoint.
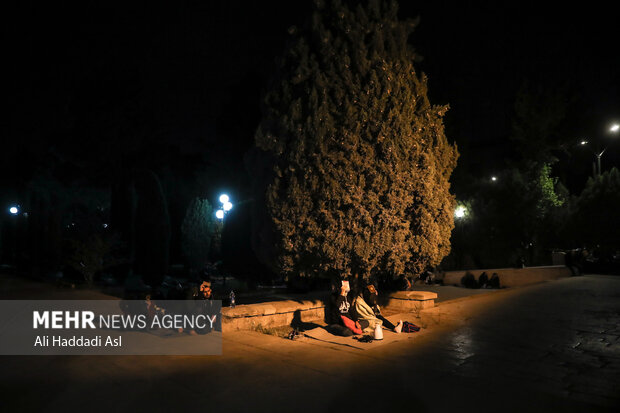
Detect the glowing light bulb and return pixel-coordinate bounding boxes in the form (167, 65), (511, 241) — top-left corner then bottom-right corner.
(455, 206), (466, 218)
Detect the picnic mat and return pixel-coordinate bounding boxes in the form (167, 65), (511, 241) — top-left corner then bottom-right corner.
(302, 325), (417, 350)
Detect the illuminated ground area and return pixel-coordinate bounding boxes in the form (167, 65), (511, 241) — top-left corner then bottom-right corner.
(0, 275), (619, 412)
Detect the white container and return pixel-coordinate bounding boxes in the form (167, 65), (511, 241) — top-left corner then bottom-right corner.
(374, 323), (383, 340)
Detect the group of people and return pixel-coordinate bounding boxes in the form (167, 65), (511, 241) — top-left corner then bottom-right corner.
(328, 279), (404, 337)
(140, 279), (220, 335)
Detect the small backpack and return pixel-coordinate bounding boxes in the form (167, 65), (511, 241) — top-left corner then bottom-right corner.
(402, 321), (421, 333)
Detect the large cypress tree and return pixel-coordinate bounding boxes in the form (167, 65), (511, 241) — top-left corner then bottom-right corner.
(181, 197), (216, 273)
(248, 0), (458, 282)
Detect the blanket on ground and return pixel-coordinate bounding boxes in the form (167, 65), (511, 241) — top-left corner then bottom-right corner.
(302, 326), (412, 350)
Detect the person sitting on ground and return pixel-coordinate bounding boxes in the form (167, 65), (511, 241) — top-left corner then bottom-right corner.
(352, 291), (383, 334)
(361, 284), (403, 333)
(194, 280), (213, 300)
(181, 280), (216, 335)
(327, 280), (363, 336)
(145, 294), (165, 325)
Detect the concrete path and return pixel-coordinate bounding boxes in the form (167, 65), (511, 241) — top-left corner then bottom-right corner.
(1, 275), (619, 412)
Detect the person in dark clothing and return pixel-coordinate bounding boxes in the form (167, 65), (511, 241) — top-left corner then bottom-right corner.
(187, 280), (219, 334)
(326, 280), (363, 336)
(195, 280), (213, 300)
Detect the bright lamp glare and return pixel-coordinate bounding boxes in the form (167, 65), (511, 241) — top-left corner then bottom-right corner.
(215, 210), (225, 219)
(219, 194), (229, 204)
(455, 206), (466, 218)
(611, 124), (620, 133)
(9, 206), (19, 215)
(223, 201), (233, 211)
(580, 141), (588, 145)
(491, 176), (497, 182)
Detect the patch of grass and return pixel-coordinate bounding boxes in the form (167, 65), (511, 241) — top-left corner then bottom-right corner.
(250, 323), (292, 338)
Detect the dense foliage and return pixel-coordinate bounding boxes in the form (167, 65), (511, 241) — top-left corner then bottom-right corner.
(574, 168), (620, 252)
(181, 197), (216, 273)
(248, 0), (458, 282)
(448, 163), (568, 269)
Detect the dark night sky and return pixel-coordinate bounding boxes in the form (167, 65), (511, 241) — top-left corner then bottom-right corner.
(2, 0), (619, 198)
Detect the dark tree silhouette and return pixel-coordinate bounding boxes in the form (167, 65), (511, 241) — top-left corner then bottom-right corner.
(574, 167), (620, 251)
(181, 197), (216, 274)
(133, 169), (171, 286)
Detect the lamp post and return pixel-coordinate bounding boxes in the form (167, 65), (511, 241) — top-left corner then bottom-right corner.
(6, 205), (21, 264)
(580, 123), (619, 176)
(215, 194), (234, 292)
(214, 193), (233, 261)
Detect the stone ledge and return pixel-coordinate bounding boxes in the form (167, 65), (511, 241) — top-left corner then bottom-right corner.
(222, 299), (325, 319)
(221, 291), (437, 332)
(222, 299), (327, 332)
(388, 290), (438, 301)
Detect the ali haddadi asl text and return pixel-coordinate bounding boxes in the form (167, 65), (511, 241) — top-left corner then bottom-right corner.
(34, 335), (121, 347)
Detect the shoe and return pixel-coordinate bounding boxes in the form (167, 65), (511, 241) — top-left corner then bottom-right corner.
(395, 320), (403, 334)
(354, 335), (374, 343)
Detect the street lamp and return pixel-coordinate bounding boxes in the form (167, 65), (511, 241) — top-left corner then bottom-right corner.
(580, 124), (619, 176)
(215, 194), (234, 220)
(9, 206), (19, 215)
(491, 176), (497, 182)
(454, 205), (467, 219)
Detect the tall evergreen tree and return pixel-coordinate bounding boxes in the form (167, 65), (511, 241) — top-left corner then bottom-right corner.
(247, 0), (458, 282)
(181, 197), (216, 273)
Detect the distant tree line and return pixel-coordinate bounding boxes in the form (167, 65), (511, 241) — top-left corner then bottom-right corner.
(445, 80), (620, 270)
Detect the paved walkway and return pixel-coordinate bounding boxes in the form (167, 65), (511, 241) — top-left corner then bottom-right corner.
(1, 275), (619, 412)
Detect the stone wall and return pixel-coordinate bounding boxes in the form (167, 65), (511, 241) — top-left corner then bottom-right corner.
(442, 265), (571, 288)
(222, 299), (325, 332)
(221, 267), (570, 331)
(221, 291), (437, 332)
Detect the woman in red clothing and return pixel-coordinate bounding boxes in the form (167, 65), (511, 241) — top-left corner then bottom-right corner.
(328, 280), (363, 336)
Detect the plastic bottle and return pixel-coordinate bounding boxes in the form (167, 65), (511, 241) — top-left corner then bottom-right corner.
(374, 323), (383, 340)
(229, 290), (236, 308)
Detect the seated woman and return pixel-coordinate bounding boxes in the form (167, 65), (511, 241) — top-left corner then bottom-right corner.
(356, 284), (403, 334)
(327, 280), (363, 336)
